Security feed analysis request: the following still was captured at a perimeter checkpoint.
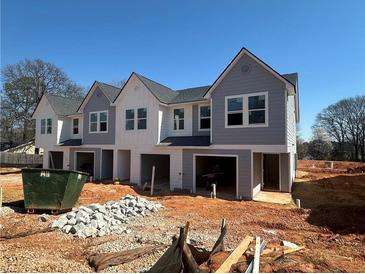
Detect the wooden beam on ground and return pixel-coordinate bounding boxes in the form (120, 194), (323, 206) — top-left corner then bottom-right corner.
(245, 240), (267, 273)
(89, 245), (168, 272)
(215, 236), (253, 273)
(252, 237), (261, 273)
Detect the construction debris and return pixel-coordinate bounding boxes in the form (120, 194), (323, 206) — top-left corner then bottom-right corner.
(0, 227), (54, 241)
(51, 195), (164, 238)
(281, 240), (299, 249)
(89, 244), (168, 272)
(144, 220), (305, 273)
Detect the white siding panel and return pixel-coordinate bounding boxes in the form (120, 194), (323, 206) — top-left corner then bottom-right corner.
(287, 95), (296, 153)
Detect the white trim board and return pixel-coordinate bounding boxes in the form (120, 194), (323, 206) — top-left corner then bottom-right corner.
(192, 153), (239, 199)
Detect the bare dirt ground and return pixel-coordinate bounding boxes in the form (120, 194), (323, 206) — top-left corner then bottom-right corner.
(1, 161), (364, 272)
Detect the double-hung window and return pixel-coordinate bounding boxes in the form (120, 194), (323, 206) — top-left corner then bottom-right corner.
(226, 96), (243, 126)
(125, 109), (134, 130)
(248, 95), (266, 125)
(173, 108), (184, 130)
(46, 119), (52, 134)
(225, 92), (268, 128)
(73, 118), (79, 134)
(41, 119), (46, 134)
(41, 118), (52, 134)
(89, 111), (108, 133)
(137, 108), (147, 130)
(199, 105), (211, 130)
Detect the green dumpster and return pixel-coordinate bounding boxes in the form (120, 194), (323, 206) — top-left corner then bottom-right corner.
(22, 168), (89, 213)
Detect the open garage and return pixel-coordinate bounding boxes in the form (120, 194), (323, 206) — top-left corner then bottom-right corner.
(195, 155), (237, 197)
(141, 154), (170, 189)
(49, 151), (63, 169)
(75, 152), (95, 177)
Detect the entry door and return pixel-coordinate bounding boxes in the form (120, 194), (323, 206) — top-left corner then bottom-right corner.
(263, 154), (280, 190)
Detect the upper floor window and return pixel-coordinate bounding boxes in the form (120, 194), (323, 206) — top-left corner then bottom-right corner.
(248, 95), (266, 124)
(41, 119), (46, 134)
(199, 105), (211, 130)
(41, 118), (52, 134)
(125, 109), (134, 130)
(137, 108), (147, 130)
(174, 108), (184, 130)
(225, 92), (268, 128)
(73, 118), (79, 134)
(89, 111), (108, 133)
(226, 96), (243, 126)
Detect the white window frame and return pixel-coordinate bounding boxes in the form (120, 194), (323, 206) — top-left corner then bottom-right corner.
(198, 104), (211, 131)
(225, 91), (268, 128)
(225, 95), (244, 128)
(173, 108), (185, 131)
(137, 107), (147, 130)
(72, 118), (79, 135)
(89, 110), (108, 133)
(125, 109), (135, 131)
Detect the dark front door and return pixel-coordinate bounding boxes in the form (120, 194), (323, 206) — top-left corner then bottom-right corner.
(263, 154), (280, 190)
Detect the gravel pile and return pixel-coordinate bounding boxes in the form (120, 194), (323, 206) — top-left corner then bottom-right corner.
(51, 195), (164, 238)
(0, 206), (15, 216)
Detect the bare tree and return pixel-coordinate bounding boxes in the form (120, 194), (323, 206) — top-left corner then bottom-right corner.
(314, 95), (365, 161)
(1, 59), (85, 144)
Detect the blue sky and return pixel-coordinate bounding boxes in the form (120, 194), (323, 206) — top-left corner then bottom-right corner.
(1, 0), (364, 140)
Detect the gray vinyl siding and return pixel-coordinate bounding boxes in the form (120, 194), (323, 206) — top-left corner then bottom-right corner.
(83, 87), (116, 145)
(182, 149), (252, 199)
(211, 54), (286, 145)
(280, 153), (290, 192)
(192, 104), (210, 136)
(69, 147), (101, 180)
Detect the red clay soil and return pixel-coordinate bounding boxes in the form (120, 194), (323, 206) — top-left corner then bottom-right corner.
(1, 162), (365, 272)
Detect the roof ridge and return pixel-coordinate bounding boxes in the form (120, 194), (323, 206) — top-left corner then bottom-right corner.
(45, 93), (82, 101)
(176, 85), (211, 92)
(134, 73), (176, 93)
(95, 81), (120, 89)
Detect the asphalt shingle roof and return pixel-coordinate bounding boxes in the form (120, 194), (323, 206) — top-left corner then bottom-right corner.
(96, 81), (121, 102)
(134, 71), (297, 105)
(160, 136), (210, 146)
(45, 94), (82, 116)
(171, 86), (211, 104)
(134, 73), (177, 104)
(282, 73), (298, 87)
(58, 139), (82, 146)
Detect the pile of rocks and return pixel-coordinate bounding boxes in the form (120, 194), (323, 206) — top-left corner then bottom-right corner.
(51, 195), (164, 238)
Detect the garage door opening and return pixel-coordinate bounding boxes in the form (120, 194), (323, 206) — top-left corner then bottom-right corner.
(101, 150), (113, 180)
(141, 154), (170, 189)
(76, 152), (94, 177)
(49, 151), (63, 169)
(117, 150), (130, 181)
(195, 155), (237, 197)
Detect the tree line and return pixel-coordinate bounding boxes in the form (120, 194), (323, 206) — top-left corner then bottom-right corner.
(297, 95), (365, 162)
(1, 59), (125, 149)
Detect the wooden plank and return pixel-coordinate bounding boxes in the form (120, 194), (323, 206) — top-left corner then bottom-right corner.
(245, 240), (267, 273)
(150, 165), (155, 196)
(252, 237), (261, 273)
(215, 236), (253, 273)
